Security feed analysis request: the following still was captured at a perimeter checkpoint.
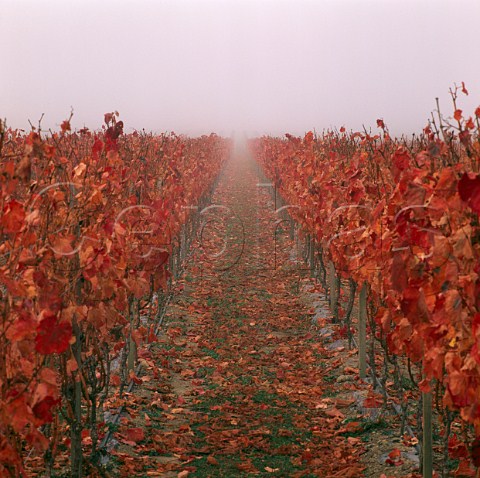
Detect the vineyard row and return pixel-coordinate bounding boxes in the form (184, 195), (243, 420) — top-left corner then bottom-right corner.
(0, 113), (231, 476)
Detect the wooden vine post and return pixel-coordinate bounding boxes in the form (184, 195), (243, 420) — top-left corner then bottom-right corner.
(71, 319), (83, 478)
(127, 297), (137, 374)
(309, 235), (315, 273)
(358, 282), (367, 379)
(328, 261), (337, 319)
(422, 372), (433, 478)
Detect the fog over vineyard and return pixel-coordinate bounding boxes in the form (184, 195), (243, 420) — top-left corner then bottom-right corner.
(1, 0), (479, 136)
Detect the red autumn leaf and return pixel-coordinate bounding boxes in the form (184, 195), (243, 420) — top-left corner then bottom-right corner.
(391, 148), (410, 181)
(363, 392), (383, 408)
(66, 358), (78, 374)
(5, 393), (33, 432)
(2, 160), (15, 177)
(344, 421), (362, 433)
(391, 252), (408, 292)
(15, 155), (32, 181)
(325, 407), (344, 419)
(148, 328), (158, 343)
(458, 172), (480, 215)
(448, 434), (469, 459)
(419, 378), (432, 393)
(388, 448), (401, 459)
(124, 427), (145, 443)
(460, 129), (471, 148)
(475, 106), (480, 118)
(92, 138), (104, 158)
(471, 438), (480, 467)
(6, 313), (37, 341)
(25, 427), (50, 452)
(458, 129), (471, 145)
(454, 458), (476, 476)
(336, 397), (355, 407)
(461, 82), (469, 95)
(35, 313), (72, 355)
(32, 396), (60, 423)
(129, 371), (143, 384)
(60, 120), (71, 133)
(304, 131), (314, 144)
(51, 236), (75, 256)
(207, 455), (219, 465)
(466, 117), (475, 129)
(43, 144), (55, 158)
(377, 119), (385, 129)
(385, 448), (404, 466)
(402, 434), (419, 447)
(104, 112), (114, 125)
(454, 109), (463, 121)
(1, 200), (25, 234)
(385, 457), (404, 466)
(155, 249), (170, 267)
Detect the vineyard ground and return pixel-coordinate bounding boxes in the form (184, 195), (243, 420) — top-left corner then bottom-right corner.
(107, 150), (422, 477)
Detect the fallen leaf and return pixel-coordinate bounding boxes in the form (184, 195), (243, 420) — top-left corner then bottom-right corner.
(385, 448), (404, 466)
(325, 407), (344, 419)
(335, 398), (355, 408)
(124, 427), (145, 444)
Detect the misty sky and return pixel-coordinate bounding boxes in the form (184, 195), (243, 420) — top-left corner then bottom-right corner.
(1, 0), (479, 136)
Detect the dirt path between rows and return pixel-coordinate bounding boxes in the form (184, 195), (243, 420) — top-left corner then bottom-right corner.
(108, 146), (375, 477)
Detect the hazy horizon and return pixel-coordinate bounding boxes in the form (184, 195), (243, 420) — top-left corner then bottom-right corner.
(1, 0), (479, 137)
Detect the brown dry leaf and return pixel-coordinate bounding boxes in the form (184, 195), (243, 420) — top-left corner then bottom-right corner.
(335, 397), (355, 408)
(325, 407), (344, 419)
(124, 427), (145, 444)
